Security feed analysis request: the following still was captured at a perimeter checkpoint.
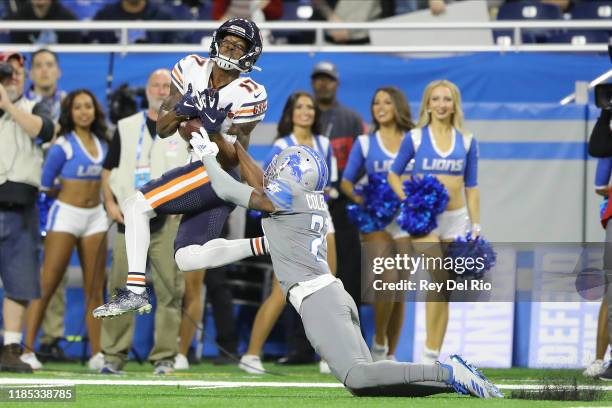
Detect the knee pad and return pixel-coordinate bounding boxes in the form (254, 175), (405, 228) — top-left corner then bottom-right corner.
(174, 246), (193, 272)
(344, 364), (374, 390)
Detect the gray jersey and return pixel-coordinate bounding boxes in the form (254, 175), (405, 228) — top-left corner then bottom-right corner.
(261, 178), (331, 295)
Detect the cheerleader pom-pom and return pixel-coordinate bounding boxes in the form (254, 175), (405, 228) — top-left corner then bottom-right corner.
(397, 175), (449, 236)
(446, 233), (496, 279)
(402, 175), (449, 215)
(396, 203), (437, 236)
(346, 174), (400, 233)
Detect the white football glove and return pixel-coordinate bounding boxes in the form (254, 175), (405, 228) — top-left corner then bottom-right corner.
(190, 127), (219, 160)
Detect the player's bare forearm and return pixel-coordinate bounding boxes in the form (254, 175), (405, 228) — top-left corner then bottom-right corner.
(157, 83), (188, 137)
(212, 121), (260, 170)
(248, 191), (275, 213)
(235, 142), (264, 192)
(210, 134), (238, 170)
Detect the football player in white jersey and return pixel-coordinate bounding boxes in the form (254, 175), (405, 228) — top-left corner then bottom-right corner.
(93, 18), (268, 319)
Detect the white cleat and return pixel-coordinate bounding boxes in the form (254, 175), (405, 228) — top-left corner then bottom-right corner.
(445, 354), (504, 398)
(174, 353), (189, 370)
(583, 359), (608, 378)
(20, 352), (43, 370)
(239, 354), (265, 374)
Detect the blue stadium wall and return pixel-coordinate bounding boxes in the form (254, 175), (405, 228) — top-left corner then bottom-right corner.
(1, 51), (610, 367)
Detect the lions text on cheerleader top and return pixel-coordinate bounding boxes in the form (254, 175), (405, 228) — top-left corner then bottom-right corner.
(41, 132), (108, 189)
(390, 126), (478, 188)
(343, 132), (413, 183)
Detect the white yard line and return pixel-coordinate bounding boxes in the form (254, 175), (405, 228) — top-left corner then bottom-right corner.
(1, 378), (612, 391)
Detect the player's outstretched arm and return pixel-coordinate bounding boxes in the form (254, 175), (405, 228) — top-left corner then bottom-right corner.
(235, 141), (264, 191)
(191, 129), (274, 212)
(210, 120), (260, 169)
(157, 83), (190, 137)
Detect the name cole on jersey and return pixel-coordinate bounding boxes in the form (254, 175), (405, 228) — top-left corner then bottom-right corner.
(170, 54), (267, 135)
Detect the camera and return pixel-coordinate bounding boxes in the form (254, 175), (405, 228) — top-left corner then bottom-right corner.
(108, 83), (147, 124)
(0, 62), (14, 82)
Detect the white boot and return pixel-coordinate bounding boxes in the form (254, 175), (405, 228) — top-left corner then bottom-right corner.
(239, 354), (265, 374)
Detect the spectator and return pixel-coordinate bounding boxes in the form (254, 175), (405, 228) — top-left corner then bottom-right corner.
(0, 51), (54, 373)
(26, 49), (65, 124)
(22, 89), (109, 371)
(311, 0), (381, 44)
(588, 91), (612, 380)
(90, 0), (186, 44)
(25, 48), (69, 363)
(340, 87), (414, 362)
(388, 80), (480, 364)
(6, 0), (82, 44)
(582, 157), (610, 378)
(99, 69), (188, 375)
(212, 0), (282, 21)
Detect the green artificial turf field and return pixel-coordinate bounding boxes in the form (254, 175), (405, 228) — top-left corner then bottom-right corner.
(1, 362), (612, 407)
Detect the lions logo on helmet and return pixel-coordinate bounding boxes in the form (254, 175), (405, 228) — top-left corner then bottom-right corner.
(210, 18), (263, 73)
(264, 146), (329, 192)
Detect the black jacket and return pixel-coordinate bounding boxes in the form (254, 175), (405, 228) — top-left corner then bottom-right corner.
(588, 109), (612, 158)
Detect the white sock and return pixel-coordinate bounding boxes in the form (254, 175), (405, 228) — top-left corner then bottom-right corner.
(123, 192), (154, 294)
(423, 345), (440, 358)
(175, 237), (267, 271)
(4, 331), (22, 345)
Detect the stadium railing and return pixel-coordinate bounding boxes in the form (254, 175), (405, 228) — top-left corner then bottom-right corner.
(0, 20), (610, 53)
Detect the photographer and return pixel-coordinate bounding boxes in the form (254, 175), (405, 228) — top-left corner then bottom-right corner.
(0, 51), (54, 373)
(587, 44), (612, 381)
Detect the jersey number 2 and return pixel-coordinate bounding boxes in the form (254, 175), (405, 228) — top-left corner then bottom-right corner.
(310, 214), (326, 263)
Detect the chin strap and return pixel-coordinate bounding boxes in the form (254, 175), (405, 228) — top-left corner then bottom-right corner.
(213, 56), (261, 73)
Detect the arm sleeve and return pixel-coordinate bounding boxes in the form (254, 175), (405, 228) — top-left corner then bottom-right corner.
(201, 156), (254, 209)
(41, 144), (66, 190)
(390, 135), (415, 175)
(103, 129), (121, 170)
(32, 102), (54, 143)
(595, 158), (612, 188)
(342, 139), (364, 183)
(464, 138), (479, 188)
(588, 109), (612, 158)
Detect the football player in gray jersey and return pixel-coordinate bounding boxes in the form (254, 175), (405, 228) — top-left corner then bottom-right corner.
(187, 109), (502, 398)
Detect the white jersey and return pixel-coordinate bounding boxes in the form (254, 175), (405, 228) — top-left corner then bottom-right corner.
(170, 54), (268, 135)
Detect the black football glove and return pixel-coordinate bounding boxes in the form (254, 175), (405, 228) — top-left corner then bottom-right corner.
(194, 88), (233, 135)
(174, 83), (199, 118)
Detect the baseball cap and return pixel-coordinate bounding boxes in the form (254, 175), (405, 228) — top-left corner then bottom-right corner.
(311, 61), (338, 81)
(0, 52), (25, 66)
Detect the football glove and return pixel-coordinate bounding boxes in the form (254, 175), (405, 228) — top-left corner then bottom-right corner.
(194, 88), (233, 135)
(190, 127), (219, 161)
(174, 83), (199, 118)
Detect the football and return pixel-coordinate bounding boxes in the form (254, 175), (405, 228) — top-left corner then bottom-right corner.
(178, 117), (203, 142)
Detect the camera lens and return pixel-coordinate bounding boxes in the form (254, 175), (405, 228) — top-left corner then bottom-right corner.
(0, 62), (14, 81)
